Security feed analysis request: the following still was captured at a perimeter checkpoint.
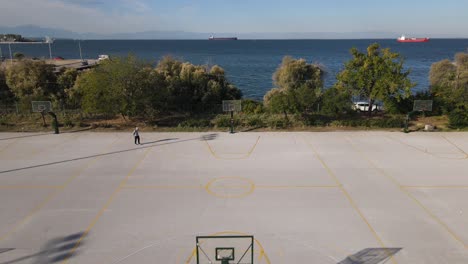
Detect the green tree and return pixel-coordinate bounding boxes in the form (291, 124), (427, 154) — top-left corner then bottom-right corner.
(319, 87), (352, 117)
(74, 55), (154, 117)
(5, 60), (57, 110)
(53, 68), (79, 109)
(430, 53), (468, 112)
(0, 69), (16, 108)
(264, 56), (324, 116)
(155, 57), (241, 113)
(13, 52), (25, 60)
(336, 43), (415, 116)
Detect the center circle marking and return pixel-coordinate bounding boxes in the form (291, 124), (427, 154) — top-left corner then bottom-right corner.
(205, 177), (255, 198)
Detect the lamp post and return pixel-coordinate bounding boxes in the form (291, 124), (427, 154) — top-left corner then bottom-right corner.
(78, 40), (83, 61)
(8, 43), (13, 64)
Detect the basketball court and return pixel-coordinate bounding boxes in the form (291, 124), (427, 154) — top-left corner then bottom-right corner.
(0, 131), (467, 263)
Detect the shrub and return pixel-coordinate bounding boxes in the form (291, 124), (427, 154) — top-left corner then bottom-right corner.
(448, 109), (468, 128)
(212, 114), (241, 128)
(241, 99), (264, 114)
(266, 115), (288, 129)
(243, 114), (266, 127)
(178, 118), (211, 128)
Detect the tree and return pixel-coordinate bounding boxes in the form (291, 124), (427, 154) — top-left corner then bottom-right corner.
(336, 43), (415, 116)
(74, 55), (154, 117)
(13, 52), (25, 60)
(53, 68), (78, 108)
(5, 60), (57, 110)
(430, 53), (468, 112)
(319, 87), (352, 117)
(264, 56), (324, 116)
(0, 69), (16, 108)
(155, 56), (241, 113)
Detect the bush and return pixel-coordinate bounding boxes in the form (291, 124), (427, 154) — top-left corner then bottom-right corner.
(243, 114), (266, 127)
(302, 114), (332, 126)
(329, 116), (404, 128)
(448, 109), (468, 128)
(178, 118), (212, 128)
(266, 115), (288, 129)
(212, 114), (241, 128)
(241, 99), (264, 114)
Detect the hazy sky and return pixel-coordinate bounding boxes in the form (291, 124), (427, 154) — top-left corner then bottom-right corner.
(1, 0), (468, 35)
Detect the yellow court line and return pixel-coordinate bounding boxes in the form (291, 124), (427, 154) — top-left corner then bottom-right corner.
(121, 184), (340, 190)
(346, 136), (468, 250)
(0, 185), (64, 189)
(0, 135), (121, 243)
(204, 136), (261, 159)
(256, 185), (340, 189)
(386, 135), (467, 160)
(122, 185), (202, 189)
(62, 146), (154, 264)
(441, 135), (468, 159)
(402, 185), (468, 189)
(205, 177), (256, 199)
(303, 136), (398, 264)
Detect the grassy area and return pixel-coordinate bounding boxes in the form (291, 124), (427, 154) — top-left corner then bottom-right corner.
(1, 112), (464, 133)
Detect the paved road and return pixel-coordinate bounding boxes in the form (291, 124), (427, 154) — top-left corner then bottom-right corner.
(0, 132), (467, 264)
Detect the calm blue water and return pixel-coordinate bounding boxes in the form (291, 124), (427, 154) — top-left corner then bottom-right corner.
(2, 39), (467, 100)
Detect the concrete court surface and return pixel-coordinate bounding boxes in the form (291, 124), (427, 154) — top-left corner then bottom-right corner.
(0, 131), (467, 264)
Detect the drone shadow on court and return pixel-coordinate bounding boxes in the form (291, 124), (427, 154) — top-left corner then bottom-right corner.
(0, 134), (218, 174)
(0, 231), (86, 264)
(337, 248), (402, 264)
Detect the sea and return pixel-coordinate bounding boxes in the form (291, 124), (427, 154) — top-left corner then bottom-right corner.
(1, 39), (467, 100)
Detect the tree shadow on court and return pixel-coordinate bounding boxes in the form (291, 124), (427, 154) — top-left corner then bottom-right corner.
(0, 134), (218, 174)
(0, 127), (96, 141)
(337, 248), (401, 264)
(0, 231), (86, 264)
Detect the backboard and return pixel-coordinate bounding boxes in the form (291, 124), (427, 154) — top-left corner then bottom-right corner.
(222, 100), (242, 112)
(32, 101), (52, 113)
(196, 235), (254, 264)
(413, 100), (433, 112)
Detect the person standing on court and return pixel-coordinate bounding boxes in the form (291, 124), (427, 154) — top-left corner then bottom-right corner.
(133, 127), (140, 145)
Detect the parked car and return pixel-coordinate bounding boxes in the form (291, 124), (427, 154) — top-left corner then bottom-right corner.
(353, 101), (383, 112)
(98, 54), (109, 61)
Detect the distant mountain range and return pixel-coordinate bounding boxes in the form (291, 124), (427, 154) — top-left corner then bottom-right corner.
(0, 25), (464, 40)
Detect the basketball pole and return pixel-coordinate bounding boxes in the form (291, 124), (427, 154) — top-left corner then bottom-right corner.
(40, 111), (47, 127)
(48, 111), (60, 134)
(230, 110), (234, 134)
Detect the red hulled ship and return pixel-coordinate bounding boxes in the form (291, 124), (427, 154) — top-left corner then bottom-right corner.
(397, 35), (429, 43)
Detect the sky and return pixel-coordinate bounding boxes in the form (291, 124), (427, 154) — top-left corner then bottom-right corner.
(1, 0), (468, 36)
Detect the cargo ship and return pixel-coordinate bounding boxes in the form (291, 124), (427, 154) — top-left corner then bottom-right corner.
(397, 35), (429, 43)
(208, 35), (238, 40)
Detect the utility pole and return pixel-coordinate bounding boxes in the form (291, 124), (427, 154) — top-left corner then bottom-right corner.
(78, 40), (83, 61)
(8, 43), (13, 64)
(48, 42), (52, 59)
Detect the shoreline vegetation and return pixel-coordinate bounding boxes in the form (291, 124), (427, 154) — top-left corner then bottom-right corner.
(1, 43), (467, 132)
(0, 34), (35, 43)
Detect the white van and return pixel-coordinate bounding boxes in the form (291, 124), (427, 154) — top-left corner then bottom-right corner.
(353, 101), (382, 112)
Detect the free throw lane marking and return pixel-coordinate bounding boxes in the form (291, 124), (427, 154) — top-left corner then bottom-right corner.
(204, 136), (260, 159)
(61, 146), (154, 264)
(0, 136), (121, 243)
(303, 135), (398, 264)
(346, 136), (468, 250)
